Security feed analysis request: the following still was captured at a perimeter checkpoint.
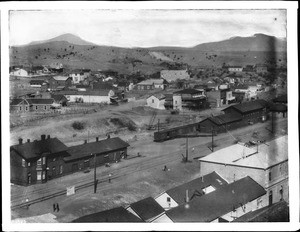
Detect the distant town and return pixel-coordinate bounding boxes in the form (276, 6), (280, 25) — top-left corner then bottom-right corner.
(9, 32), (288, 223)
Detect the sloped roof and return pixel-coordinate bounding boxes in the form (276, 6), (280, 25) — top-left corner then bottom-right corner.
(11, 137), (68, 160)
(26, 98), (54, 105)
(204, 113), (243, 126)
(166, 171), (228, 205)
(174, 89), (202, 95)
(52, 76), (71, 81)
(269, 103), (287, 112)
(30, 79), (46, 85)
(65, 137), (130, 161)
(137, 79), (164, 85)
(130, 197), (165, 221)
(166, 176), (266, 222)
(10, 98), (29, 106)
(222, 99), (268, 114)
(51, 94), (68, 102)
(60, 90), (111, 96)
(150, 93), (166, 100)
(73, 206), (143, 222)
(273, 95), (287, 104)
(199, 135), (288, 170)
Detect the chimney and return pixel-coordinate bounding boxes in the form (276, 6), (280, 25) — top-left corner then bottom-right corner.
(47, 135), (50, 139)
(84, 140), (87, 144)
(27, 139), (30, 143)
(41, 134), (46, 140)
(185, 190), (189, 203)
(18, 138), (23, 145)
(96, 137), (99, 142)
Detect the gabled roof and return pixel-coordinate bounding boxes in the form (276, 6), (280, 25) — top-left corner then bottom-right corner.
(149, 93), (166, 100)
(51, 94), (68, 102)
(166, 176), (266, 222)
(166, 171), (228, 205)
(11, 137), (68, 160)
(137, 79), (164, 85)
(29, 79), (46, 85)
(130, 197), (165, 221)
(60, 90), (111, 96)
(65, 137), (130, 161)
(26, 98), (54, 105)
(222, 99), (268, 114)
(174, 89), (203, 95)
(10, 98), (29, 106)
(73, 206), (143, 222)
(204, 113), (243, 126)
(273, 95), (287, 104)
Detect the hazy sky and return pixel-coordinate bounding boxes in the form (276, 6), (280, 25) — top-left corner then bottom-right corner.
(9, 9), (286, 47)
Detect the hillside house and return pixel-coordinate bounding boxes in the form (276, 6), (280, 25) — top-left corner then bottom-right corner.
(49, 63), (63, 73)
(29, 79), (47, 88)
(10, 68), (29, 77)
(48, 76), (72, 90)
(165, 176), (266, 222)
(10, 98), (54, 113)
(69, 69), (90, 84)
(147, 94), (166, 110)
(61, 90), (115, 104)
(10, 135), (69, 186)
(199, 136), (288, 207)
(173, 89), (207, 111)
(228, 66), (243, 72)
(160, 70), (190, 83)
(136, 79), (167, 91)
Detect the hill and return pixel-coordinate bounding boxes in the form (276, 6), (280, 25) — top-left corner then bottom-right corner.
(10, 33), (287, 75)
(192, 33), (286, 52)
(27, 33), (96, 46)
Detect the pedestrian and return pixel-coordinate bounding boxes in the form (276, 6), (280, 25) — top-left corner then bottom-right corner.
(26, 199), (29, 210)
(163, 165), (167, 171)
(56, 203), (60, 212)
(108, 173), (112, 183)
(53, 203), (56, 212)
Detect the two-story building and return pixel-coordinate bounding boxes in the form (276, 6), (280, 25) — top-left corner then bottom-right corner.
(10, 135), (69, 186)
(48, 76), (72, 90)
(147, 94), (166, 110)
(173, 89), (207, 111)
(136, 79), (167, 91)
(199, 135), (288, 207)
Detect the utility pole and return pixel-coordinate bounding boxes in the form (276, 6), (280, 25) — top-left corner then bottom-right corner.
(271, 111), (274, 134)
(93, 153), (98, 193)
(157, 119), (160, 133)
(186, 137), (188, 162)
(211, 127), (214, 152)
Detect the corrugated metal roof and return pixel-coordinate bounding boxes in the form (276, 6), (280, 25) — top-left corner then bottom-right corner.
(73, 206), (143, 222)
(166, 171), (228, 205)
(130, 197), (165, 221)
(166, 176), (266, 222)
(11, 137), (68, 160)
(65, 137), (129, 161)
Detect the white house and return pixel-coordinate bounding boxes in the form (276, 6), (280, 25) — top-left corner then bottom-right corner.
(62, 90), (115, 104)
(10, 68), (29, 77)
(228, 66), (243, 72)
(147, 94), (166, 110)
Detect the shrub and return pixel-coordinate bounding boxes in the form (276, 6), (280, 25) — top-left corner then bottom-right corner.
(72, 121), (85, 130)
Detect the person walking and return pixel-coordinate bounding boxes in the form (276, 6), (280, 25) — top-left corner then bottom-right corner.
(53, 203), (56, 212)
(56, 203), (60, 212)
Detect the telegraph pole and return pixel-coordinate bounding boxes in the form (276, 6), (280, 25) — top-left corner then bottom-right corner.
(186, 137), (188, 162)
(93, 153), (98, 193)
(271, 111), (274, 134)
(211, 127), (214, 152)
(157, 119), (160, 132)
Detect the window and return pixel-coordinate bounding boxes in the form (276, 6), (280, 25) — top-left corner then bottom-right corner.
(28, 162), (31, 167)
(37, 171), (41, 180)
(27, 173), (31, 184)
(42, 157), (46, 165)
(59, 165), (63, 174)
(268, 171), (272, 181)
(25, 106), (28, 111)
(22, 159), (25, 167)
(280, 186), (283, 200)
(42, 171), (45, 180)
(152, 99), (154, 103)
(44, 106), (47, 110)
(37, 158), (42, 167)
(19, 106), (22, 111)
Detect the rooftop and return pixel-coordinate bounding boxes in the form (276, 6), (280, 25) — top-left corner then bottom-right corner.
(59, 90), (111, 96)
(65, 137), (129, 162)
(26, 98), (54, 105)
(222, 99), (268, 114)
(52, 76), (70, 81)
(166, 176), (266, 222)
(174, 89), (203, 95)
(11, 137), (68, 160)
(199, 135), (288, 169)
(166, 171), (228, 205)
(273, 95), (287, 104)
(129, 197), (165, 221)
(150, 93), (166, 100)
(73, 206), (143, 222)
(204, 113), (243, 126)
(137, 79), (164, 85)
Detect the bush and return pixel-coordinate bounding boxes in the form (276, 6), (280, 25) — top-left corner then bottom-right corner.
(72, 121), (85, 130)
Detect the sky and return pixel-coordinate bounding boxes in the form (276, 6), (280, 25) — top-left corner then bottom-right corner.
(9, 9), (286, 47)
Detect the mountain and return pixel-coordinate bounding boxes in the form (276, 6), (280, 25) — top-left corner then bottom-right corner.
(27, 33), (96, 46)
(192, 33), (286, 52)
